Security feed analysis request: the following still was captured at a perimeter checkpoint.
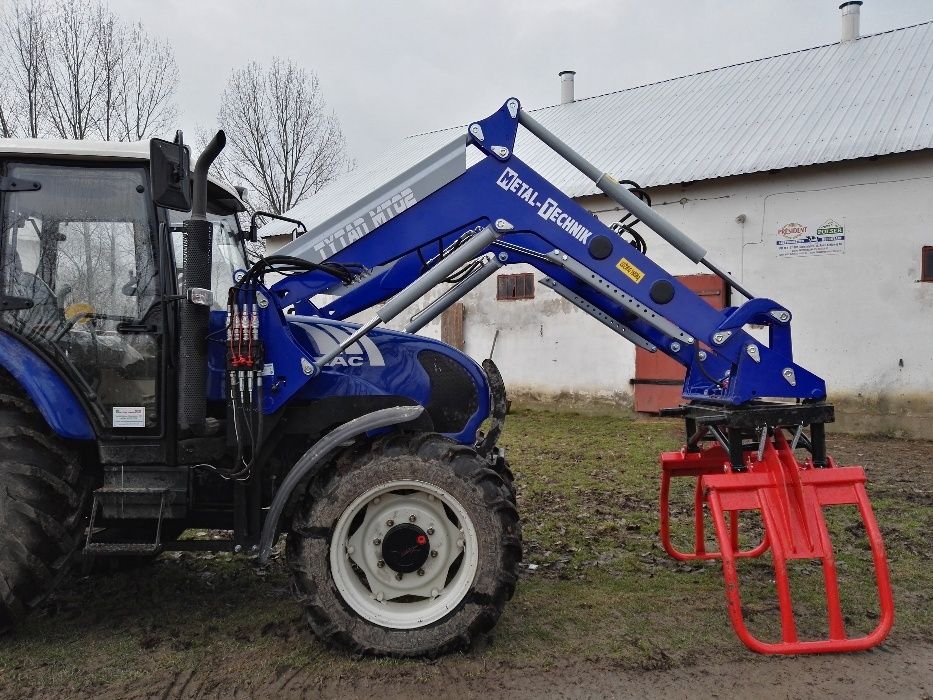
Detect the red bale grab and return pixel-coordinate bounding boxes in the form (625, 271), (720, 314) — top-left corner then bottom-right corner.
(660, 426), (894, 654)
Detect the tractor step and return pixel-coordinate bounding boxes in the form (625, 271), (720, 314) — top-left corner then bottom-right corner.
(84, 542), (163, 556)
(659, 403), (894, 655)
(100, 465), (188, 519)
(85, 487), (169, 557)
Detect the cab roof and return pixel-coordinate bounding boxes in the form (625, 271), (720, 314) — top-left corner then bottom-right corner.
(0, 137), (246, 211)
(0, 137), (152, 161)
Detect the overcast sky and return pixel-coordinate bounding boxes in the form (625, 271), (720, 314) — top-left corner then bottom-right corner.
(116, 0), (931, 164)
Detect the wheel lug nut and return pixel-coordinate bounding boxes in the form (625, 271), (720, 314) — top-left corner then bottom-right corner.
(426, 527), (434, 535)
(377, 560), (385, 568)
(417, 569), (425, 576)
(386, 519), (394, 527)
(430, 550), (438, 558)
(395, 572), (403, 581)
(409, 514), (417, 523)
(373, 538), (381, 546)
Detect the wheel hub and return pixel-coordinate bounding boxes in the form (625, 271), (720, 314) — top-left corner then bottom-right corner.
(330, 480), (480, 629)
(381, 523), (430, 573)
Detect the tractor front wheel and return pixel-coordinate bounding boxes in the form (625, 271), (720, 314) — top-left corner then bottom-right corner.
(287, 432), (521, 658)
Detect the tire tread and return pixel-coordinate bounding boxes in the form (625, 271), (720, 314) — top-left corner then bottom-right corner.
(0, 391), (89, 634)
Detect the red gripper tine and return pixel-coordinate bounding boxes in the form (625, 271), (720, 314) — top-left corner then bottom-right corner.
(703, 443), (895, 654)
(660, 449), (768, 562)
(660, 467), (715, 560)
(853, 480), (896, 646)
(812, 491), (846, 641)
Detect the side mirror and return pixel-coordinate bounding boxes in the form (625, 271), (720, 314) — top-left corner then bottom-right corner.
(150, 136), (192, 212)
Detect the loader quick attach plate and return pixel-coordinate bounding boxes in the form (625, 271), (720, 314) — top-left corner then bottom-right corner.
(659, 402), (894, 655)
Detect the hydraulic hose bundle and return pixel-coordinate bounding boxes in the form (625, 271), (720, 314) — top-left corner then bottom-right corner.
(609, 180), (651, 255)
(225, 284), (264, 479)
(216, 254), (364, 479)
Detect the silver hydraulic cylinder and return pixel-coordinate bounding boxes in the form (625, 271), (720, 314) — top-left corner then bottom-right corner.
(517, 109), (753, 299)
(517, 109), (706, 263)
(405, 254), (503, 334)
(314, 224), (502, 369)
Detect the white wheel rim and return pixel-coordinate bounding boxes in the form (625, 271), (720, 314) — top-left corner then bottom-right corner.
(329, 478), (480, 629)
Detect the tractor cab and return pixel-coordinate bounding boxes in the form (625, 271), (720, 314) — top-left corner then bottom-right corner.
(0, 139), (246, 439)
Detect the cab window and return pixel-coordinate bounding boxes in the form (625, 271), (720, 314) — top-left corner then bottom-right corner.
(0, 162), (161, 432)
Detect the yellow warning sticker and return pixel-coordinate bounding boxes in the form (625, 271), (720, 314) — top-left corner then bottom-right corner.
(616, 258), (645, 283)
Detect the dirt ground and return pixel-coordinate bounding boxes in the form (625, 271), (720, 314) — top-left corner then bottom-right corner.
(96, 643), (933, 699)
(1, 407), (931, 699)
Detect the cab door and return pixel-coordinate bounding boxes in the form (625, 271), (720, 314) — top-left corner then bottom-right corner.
(0, 160), (163, 435)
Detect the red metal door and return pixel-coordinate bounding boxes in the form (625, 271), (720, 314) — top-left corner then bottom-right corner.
(633, 274), (727, 413)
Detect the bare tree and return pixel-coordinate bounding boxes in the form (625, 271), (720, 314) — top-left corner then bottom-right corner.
(42, 0), (107, 139)
(95, 11), (125, 141)
(117, 22), (178, 142)
(0, 0), (177, 141)
(0, 67), (13, 138)
(0, 0), (48, 138)
(211, 58), (347, 215)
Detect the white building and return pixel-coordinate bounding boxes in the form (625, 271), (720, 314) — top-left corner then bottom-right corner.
(263, 8), (933, 438)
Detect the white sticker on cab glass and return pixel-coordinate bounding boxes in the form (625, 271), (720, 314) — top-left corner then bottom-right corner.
(113, 406), (145, 428)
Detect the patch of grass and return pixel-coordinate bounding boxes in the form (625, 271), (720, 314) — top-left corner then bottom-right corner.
(0, 405), (930, 695)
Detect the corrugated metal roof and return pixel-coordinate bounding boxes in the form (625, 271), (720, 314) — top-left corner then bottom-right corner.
(262, 21), (933, 237)
(502, 21), (933, 197)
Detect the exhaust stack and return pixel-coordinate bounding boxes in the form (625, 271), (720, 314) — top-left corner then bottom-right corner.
(840, 1), (862, 42)
(178, 130), (225, 432)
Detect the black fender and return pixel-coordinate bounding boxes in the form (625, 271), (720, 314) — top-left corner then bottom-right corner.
(477, 357), (507, 456)
(257, 405), (424, 562)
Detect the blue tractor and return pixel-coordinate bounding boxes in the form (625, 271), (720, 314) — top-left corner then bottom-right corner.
(0, 132), (518, 657)
(0, 99), (893, 657)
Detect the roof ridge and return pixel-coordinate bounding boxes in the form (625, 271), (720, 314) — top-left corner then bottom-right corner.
(531, 20), (933, 112)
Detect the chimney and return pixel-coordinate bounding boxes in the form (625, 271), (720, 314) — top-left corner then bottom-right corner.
(840, 1), (862, 42)
(559, 70), (575, 104)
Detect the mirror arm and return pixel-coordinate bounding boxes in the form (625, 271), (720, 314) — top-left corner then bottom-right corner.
(248, 211), (307, 243)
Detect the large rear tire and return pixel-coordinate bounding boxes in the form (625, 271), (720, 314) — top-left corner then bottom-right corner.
(0, 392), (89, 633)
(287, 432), (521, 658)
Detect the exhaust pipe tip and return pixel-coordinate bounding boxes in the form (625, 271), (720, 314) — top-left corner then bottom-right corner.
(190, 129), (226, 221)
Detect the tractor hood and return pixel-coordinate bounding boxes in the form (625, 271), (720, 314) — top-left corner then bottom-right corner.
(285, 316), (490, 444)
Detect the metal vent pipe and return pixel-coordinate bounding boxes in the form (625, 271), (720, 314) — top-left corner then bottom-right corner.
(559, 70), (576, 104)
(840, 1), (862, 42)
